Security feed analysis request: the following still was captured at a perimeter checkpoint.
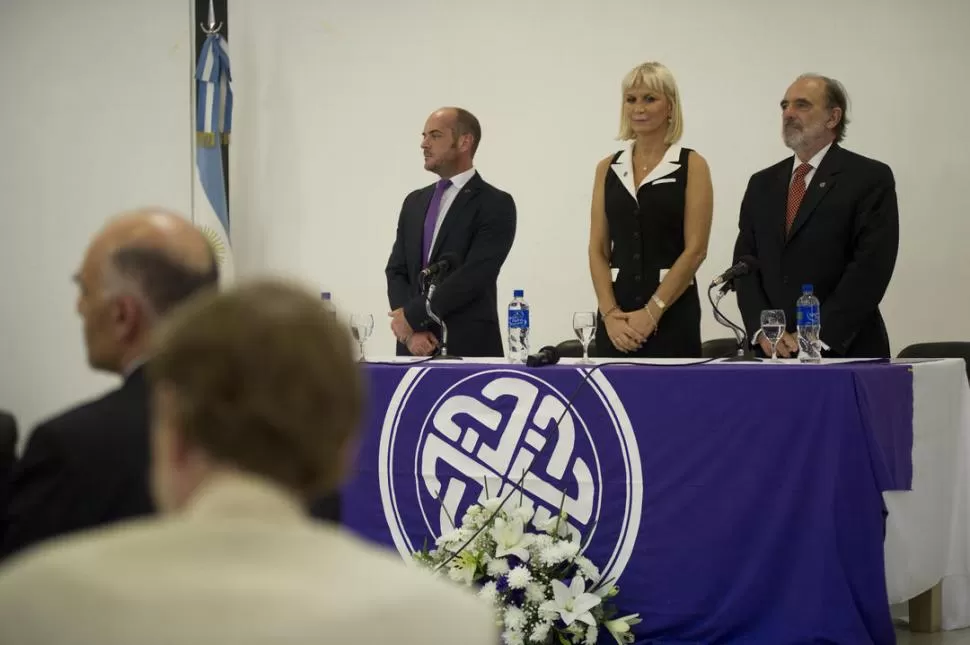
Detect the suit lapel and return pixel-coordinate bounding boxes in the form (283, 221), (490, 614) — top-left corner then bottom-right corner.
(787, 145), (843, 243)
(410, 184), (436, 270)
(429, 173), (481, 261)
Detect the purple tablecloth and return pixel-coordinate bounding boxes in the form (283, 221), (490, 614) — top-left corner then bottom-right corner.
(342, 361), (913, 644)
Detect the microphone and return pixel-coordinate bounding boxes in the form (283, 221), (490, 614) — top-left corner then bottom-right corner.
(420, 253), (460, 279)
(526, 345), (560, 368)
(710, 255), (759, 288)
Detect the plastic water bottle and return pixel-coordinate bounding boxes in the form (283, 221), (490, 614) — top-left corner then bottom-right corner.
(796, 284), (822, 364)
(507, 289), (530, 363)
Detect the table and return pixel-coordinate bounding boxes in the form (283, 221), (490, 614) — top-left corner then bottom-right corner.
(342, 357), (932, 644)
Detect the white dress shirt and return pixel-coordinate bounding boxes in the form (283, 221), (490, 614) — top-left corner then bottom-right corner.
(790, 141), (832, 188)
(429, 167), (477, 253)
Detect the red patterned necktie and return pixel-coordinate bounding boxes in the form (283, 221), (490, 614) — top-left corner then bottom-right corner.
(786, 162), (812, 235)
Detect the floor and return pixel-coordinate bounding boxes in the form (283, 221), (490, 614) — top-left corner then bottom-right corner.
(897, 628), (970, 644)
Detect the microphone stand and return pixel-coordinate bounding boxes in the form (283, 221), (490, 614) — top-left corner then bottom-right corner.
(709, 281), (760, 362)
(422, 272), (461, 361)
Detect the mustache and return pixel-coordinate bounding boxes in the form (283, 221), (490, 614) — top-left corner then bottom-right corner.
(784, 119), (802, 130)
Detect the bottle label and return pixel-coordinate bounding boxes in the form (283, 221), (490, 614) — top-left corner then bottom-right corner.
(796, 304), (820, 326)
(508, 309), (530, 329)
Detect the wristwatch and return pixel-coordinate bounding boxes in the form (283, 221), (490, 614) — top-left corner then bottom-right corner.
(651, 294), (666, 311)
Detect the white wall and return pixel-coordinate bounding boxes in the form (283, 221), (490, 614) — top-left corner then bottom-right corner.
(1, 0), (969, 437)
(229, 0), (970, 358)
(0, 0), (193, 435)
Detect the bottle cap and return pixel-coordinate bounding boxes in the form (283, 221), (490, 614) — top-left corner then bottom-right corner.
(801, 284), (813, 293)
(513, 289), (524, 298)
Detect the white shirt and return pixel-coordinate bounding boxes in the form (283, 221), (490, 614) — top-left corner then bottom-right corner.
(429, 167), (477, 253)
(790, 141), (832, 188)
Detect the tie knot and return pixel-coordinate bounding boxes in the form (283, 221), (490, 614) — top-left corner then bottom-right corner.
(795, 162), (812, 178)
(436, 178), (452, 191)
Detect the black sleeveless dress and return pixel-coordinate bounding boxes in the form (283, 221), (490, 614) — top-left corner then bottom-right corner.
(595, 144), (702, 358)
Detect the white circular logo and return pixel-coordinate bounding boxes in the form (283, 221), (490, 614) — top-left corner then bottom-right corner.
(379, 367), (642, 584)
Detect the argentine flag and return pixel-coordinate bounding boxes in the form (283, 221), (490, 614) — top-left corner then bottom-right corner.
(193, 22), (234, 283)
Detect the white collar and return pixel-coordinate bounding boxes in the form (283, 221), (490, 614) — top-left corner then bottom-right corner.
(441, 167), (476, 189)
(610, 142), (682, 200)
(793, 141), (833, 174)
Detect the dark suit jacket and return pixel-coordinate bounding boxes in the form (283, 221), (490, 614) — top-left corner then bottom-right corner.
(0, 369), (153, 559)
(386, 171), (516, 358)
(733, 143), (899, 358)
(0, 412), (17, 524)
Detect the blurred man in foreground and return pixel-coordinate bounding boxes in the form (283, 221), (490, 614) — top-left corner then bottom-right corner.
(0, 279), (497, 645)
(1, 209), (218, 558)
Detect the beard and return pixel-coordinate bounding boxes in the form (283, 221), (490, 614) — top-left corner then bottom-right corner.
(783, 119), (827, 151)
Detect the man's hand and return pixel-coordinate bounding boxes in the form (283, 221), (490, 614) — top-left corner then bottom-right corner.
(407, 331), (438, 357)
(388, 308), (413, 344)
(759, 331), (798, 358)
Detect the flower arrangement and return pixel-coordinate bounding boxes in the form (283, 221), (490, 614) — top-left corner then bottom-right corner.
(414, 495), (641, 645)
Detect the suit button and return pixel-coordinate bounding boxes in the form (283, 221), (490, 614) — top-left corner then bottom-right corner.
(634, 296), (644, 305)
(633, 253), (641, 261)
(783, 276), (789, 284)
(634, 275), (642, 282)
(633, 208), (640, 216)
(633, 232), (641, 240)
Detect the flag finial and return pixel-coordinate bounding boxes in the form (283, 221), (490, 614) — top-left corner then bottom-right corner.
(202, 0), (222, 34)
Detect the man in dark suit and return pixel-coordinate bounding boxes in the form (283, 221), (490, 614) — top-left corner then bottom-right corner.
(0, 412), (16, 521)
(386, 107), (517, 358)
(733, 74), (899, 358)
(0, 209), (220, 559)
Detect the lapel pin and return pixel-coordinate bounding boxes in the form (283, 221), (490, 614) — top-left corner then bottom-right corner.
(819, 181), (826, 188)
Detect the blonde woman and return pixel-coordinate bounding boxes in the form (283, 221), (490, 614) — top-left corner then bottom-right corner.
(588, 62), (713, 357)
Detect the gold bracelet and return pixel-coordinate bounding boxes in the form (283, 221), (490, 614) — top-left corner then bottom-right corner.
(603, 305), (619, 318)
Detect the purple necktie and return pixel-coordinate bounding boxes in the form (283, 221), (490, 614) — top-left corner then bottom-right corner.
(422, 178), (452, 267)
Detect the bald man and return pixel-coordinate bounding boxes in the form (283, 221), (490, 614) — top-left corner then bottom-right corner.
(0, 209), (219, 559)
(385, 107), (516, 358)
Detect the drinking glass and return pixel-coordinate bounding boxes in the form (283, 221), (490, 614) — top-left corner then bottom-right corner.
(572, 312), (597, 364)
(350, 313), (374, 361)
(760, 309), (786, 362)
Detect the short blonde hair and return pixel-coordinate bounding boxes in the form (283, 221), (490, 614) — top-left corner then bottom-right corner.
(147, 279), (364, 500)
(617, 62), (684, 144)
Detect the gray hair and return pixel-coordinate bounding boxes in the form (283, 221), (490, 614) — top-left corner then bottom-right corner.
(799, 73), (850, 142)
(103, 247), (219, 321)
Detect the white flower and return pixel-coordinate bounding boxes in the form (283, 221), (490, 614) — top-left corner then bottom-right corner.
(487, 557), (510, 576)
(604, 613), (642, 644)
(447, 551), (478, 586)
(491, 516), (534, 562)
(510, 499), (536, 525)
(504, 606), (526, 631)
(539, 543), (567, 566)
(539, 576), (602, 627)
(436, 526), (469, 547)
(502, 630), (525, 645)
(529, 621), (551, 642)
(584, 624), (598, 644)
(479, 496), (506, 515)
(507, 565), (533, 590)
(478, 581), (499, 604)
(575, 555), (600, 580)
(525, 582), (547, 603)
(534, 512), (573, 539)
(533, 534), (555, 552)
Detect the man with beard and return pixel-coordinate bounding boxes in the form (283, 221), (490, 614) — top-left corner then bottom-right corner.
(732, 74), (899, 358)
(385, 107), (516, 358)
